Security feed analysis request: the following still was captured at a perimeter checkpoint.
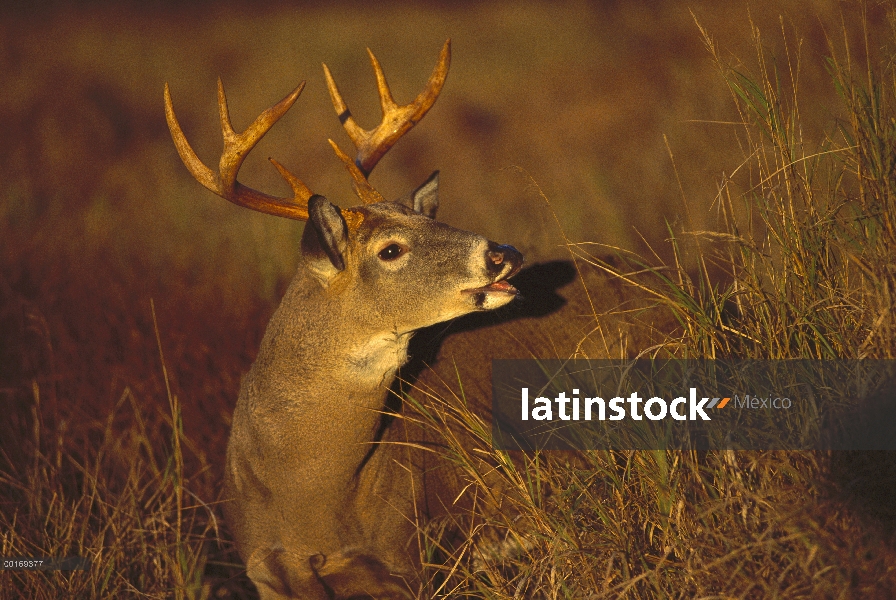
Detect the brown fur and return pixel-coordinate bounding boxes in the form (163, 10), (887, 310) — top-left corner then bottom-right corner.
(223, 197), (524, 599)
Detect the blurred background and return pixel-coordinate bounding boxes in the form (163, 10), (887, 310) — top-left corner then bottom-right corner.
(0, 0), (889, 484)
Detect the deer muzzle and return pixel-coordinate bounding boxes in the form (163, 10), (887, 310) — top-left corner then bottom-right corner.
(463, 242), (524, 302)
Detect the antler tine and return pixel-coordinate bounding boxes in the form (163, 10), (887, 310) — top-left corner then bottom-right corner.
(323, 39), (451, 203)
(164, 79), (314, 221)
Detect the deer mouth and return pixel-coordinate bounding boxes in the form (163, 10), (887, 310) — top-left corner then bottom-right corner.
(462, 246), (523, 306)
(462, 278), (519, 310)
(464, 279), (520, 296)
(462, 278), (519, 297)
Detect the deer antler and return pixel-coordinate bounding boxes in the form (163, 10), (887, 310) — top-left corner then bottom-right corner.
(323, 39), (451, 204)
(164, 42), (449, 221)
(164, 78), (316, 221)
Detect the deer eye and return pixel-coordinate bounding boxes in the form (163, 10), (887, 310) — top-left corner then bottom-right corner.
(378, 243), (405, 261)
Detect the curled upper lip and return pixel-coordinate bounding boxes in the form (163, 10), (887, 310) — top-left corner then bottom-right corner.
(502, 260), (523, 281)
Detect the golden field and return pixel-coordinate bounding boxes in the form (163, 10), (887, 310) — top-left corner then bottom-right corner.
(2, 1), (895, 597)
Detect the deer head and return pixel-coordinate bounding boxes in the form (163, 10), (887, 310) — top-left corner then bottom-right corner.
(164, 40), (522, 331)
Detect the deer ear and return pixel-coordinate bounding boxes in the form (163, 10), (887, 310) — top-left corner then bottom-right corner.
(303, 195), (347, 273)
(412, 171), (439, 219)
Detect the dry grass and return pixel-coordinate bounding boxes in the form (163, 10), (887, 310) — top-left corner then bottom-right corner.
(404, 6), (896, 599)
(2, 1), (895, 598)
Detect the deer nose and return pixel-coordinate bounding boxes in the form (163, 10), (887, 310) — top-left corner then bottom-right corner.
(485, 242), (523, 279)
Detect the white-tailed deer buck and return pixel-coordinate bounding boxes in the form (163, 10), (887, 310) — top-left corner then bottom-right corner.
(164, 40), (524, 599)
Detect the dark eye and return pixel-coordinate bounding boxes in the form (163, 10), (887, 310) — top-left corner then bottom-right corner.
(378, 243), (405, 261)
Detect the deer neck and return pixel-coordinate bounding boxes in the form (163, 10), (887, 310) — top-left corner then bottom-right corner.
(247, 271), (413, 413)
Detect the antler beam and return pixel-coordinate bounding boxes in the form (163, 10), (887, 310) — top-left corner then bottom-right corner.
(164, 79), (314, 221)
(323, 39), (451, 204)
